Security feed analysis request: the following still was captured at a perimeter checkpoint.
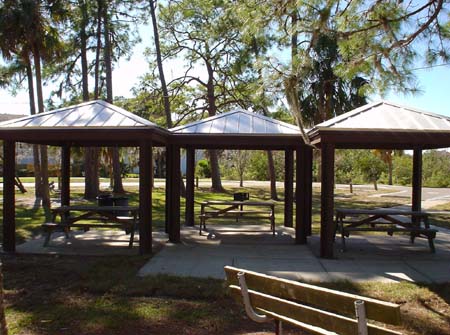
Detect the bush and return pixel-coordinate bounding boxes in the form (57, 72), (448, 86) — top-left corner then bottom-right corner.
(196, 159), (211, 178)
(392, 155), (412, 185)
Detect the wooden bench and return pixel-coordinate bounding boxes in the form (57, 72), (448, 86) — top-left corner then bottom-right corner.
(199, 200), (275, 236)
(225, 266), (402, 335)
(336, 208), (438, 252)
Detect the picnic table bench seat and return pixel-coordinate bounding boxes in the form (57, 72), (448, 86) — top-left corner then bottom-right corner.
(199, 201), (275, 236)
(225, 266), (402, 335)
(335, 208), (438, 252)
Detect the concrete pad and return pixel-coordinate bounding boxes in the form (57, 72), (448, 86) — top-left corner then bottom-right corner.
(16, 230), (141, 256)
(234, 257), (332, 282)
(405, 260), (450, 283)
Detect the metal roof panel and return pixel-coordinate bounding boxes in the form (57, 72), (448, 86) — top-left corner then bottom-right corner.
(0, 100), (156, 128)
(171, 109), (300, 135)
(310, 101), (450, 132)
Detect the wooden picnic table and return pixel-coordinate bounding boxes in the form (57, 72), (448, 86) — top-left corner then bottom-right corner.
(42, 205), (139, 248)
(199, 200), (275, 235)
(335, 208), (437, 252)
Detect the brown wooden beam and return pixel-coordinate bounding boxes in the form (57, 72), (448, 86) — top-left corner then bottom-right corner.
(284, 149), (294, 228)
(3, 141), (16, 252)
(304, 146), (313, 236)
(295, 147), (307, 244)
(169, 145), (181, 242)
(412, 149), (423, 212)
(139, 141), (153, 254)
(320, 144), (335, 259)
(61, 145), (71, 207)
(185, 147), (195, 226)
(165, 145), (172, 234)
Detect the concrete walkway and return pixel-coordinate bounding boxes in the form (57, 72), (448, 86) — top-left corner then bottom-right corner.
(137, 224), (450, 283)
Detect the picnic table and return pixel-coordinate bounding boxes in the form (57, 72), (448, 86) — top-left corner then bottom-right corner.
(199, 200), (275, 235)
(42, 205), (139, 248)
(335, 208), (438, 252)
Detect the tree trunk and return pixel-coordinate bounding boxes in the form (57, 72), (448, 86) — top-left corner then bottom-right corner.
(94, 0), (102, 99)
(0, 261), (8, 335)
(25, 61), (42, 198)
(84, 148), (100, 199)
(33, 49), (50, 209)
(102, 1), (123, 193)
(103, 0), (113, 103)
(388, 159), (393, 185)
(349, 182), (353, 193)
(150, 0), (172, 128)
(40, 145), (51, 208)
(80, 0), (89, 102)
(209, 150), (224, 192)
(267, 151), (279, 200)
(205, 61), (223, 192)
(80, 0), (101, 199)
(111, 147), (124, 193)
(373, 179), (378, 191)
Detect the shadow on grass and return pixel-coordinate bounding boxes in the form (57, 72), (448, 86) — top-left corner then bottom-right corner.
(2, 254), (267, 335)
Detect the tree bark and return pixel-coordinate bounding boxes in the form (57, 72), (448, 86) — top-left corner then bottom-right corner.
(102, 0), (123, 193)
(80, 0), (100, 199)
(84, 148), (100, 199)
(111, 147), (124, 193)
(33, 50), (50, 209)
(388, 159), (393, 185)
(94, 0), (102, 99)
(25, 60), (42, 198)
(209, 150), (224, 192)
(205, 60), (224, 192)
(267, 151), (279, 200)
(149, 0), (172, 128)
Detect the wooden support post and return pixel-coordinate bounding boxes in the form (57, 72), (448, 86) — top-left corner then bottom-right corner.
(305, 146), (313, 236)
(3, 141), (16, 252)
(320, 144), (335, 258)
(185, 147), (195, 226)
(139, 141), (153, 254)
(412, 149), (422, 213)
(165, 145), (172, 234)
(169, 145), (181, 242)
(295, 147), (307, 244)
(284, 149), (294, 228)
(61, 145), (71, 207)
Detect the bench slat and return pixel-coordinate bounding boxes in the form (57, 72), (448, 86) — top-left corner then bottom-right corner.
(228, 286), (401, 335)
(225, 266), (401, 326)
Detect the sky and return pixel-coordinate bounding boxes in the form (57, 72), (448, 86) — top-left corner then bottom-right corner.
(1, 27), (450, 118)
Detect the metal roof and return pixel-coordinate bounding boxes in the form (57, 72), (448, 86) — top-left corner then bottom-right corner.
(310, 101), (450, 132)
(171, 109), (300, 134)
(0, 100), (156, 128)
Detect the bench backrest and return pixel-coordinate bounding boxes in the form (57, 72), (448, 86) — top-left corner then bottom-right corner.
(224, 266), (402, 335)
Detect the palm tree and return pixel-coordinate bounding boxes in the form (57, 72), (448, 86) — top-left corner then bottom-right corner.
(0, 0), (65, 209)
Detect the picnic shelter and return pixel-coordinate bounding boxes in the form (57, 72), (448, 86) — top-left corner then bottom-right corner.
(308, 101), (450, 258)
(0, 100), (170, 254)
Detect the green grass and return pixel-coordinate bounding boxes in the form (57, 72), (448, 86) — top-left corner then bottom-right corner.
(2, 182), (450, 334)
(3, 254), (450, 335)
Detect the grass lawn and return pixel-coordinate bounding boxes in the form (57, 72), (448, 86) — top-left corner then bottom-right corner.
(1, 182), (450, 334)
